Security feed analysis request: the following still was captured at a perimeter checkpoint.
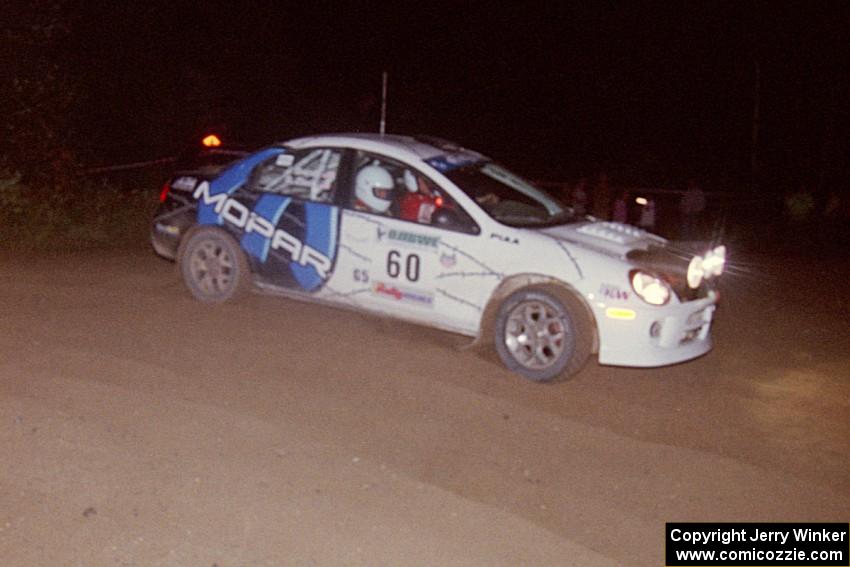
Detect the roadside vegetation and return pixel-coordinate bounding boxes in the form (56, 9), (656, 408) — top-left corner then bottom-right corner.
(0, 4), (161, 252)
(0, 169), (160, 252)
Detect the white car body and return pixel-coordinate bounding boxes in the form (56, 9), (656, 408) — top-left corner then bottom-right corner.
(153, 133), (723, 378)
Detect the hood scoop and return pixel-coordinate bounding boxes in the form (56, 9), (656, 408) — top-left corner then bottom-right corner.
(575, 221), (648, 244)
(538, 220), (666, 257)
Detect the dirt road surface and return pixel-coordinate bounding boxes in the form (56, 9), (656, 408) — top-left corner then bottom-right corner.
(1, 248), (848, 566)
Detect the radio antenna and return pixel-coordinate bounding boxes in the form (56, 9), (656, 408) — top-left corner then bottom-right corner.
(379, 71), (388, 135)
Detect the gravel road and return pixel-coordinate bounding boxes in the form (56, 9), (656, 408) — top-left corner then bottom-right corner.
(1, 249), (847, 566)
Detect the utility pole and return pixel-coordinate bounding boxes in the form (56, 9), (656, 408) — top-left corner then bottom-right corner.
(750, 56), (760, 192)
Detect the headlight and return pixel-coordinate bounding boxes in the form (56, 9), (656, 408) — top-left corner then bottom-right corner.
(687, 255), (704, 289)
(630, 270), (671, 305)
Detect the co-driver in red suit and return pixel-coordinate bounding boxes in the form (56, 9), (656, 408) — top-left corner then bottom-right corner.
(397, 170), (441, 224)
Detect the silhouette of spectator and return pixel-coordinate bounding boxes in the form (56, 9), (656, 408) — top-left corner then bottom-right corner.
(679, 180), (706, 240)
(638, 197), (656, 230)
(783, 184), (815, 225)
(612, 191), (629, 223)
(819, 190), (844, 249)
(571, 178), (588, 216)
(822, 190), (841, 220)
(783, 184), (816, 250)
(592, 173), (611, 220)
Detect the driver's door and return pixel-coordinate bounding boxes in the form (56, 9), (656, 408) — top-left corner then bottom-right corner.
(235, 147), (344, 294)
(334, 151), (488, 334)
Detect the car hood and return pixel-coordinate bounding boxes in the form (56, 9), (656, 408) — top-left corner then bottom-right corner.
(537, 221), (667, 257)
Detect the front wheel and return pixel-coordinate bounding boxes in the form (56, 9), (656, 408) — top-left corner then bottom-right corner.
(494, 288), (592, 382)
(178, 227), (251, 303)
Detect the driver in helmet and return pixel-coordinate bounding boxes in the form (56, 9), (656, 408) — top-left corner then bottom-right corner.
(354, 164), (395, 215)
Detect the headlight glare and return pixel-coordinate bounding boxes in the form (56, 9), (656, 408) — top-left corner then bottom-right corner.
(703, 245), (726, 277)
(630, 270), (671, 306)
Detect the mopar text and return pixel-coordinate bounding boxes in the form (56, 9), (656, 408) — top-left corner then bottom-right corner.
(194, 182), (331, 277)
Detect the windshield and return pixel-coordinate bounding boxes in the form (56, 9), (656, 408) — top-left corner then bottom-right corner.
(440, 161), (578, 227)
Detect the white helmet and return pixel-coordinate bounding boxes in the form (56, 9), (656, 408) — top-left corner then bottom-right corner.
(355, 165), (394, 213)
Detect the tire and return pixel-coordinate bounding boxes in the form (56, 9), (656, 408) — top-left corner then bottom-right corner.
(494, 288), (592, 382)
(177, 227), (251, 303)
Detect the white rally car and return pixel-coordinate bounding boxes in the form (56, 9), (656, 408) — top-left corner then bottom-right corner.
(151, 134), (725, 381)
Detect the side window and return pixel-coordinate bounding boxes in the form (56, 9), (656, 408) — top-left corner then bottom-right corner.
(350, 151), (479, 234)
(249, 148), (341, 203)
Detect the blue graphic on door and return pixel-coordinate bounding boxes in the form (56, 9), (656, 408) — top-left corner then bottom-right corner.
(194, 148), (339, 292)
(240, 197), (339, 293)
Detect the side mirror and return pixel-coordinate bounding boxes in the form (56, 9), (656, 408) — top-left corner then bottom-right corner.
(432, 208), (478, 234)
(432, 208), (461, 229)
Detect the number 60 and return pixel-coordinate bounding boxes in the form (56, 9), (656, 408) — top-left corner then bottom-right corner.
(387, 250), (420, 282)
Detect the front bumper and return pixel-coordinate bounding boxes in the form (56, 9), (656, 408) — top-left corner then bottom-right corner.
(595, 292), (718, 367)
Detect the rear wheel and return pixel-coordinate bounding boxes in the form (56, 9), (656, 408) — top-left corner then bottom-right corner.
(178, 227), (251, 303)
(494, 288), (591, 382)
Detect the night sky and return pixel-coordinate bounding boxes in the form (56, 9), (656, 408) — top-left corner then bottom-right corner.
(7, 1), (850, 190)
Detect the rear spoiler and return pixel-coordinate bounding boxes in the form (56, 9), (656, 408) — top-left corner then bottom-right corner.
(174, 146), (251, 175)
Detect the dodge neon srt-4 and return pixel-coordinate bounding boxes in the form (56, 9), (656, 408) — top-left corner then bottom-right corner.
(151, 133), (725, 382)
